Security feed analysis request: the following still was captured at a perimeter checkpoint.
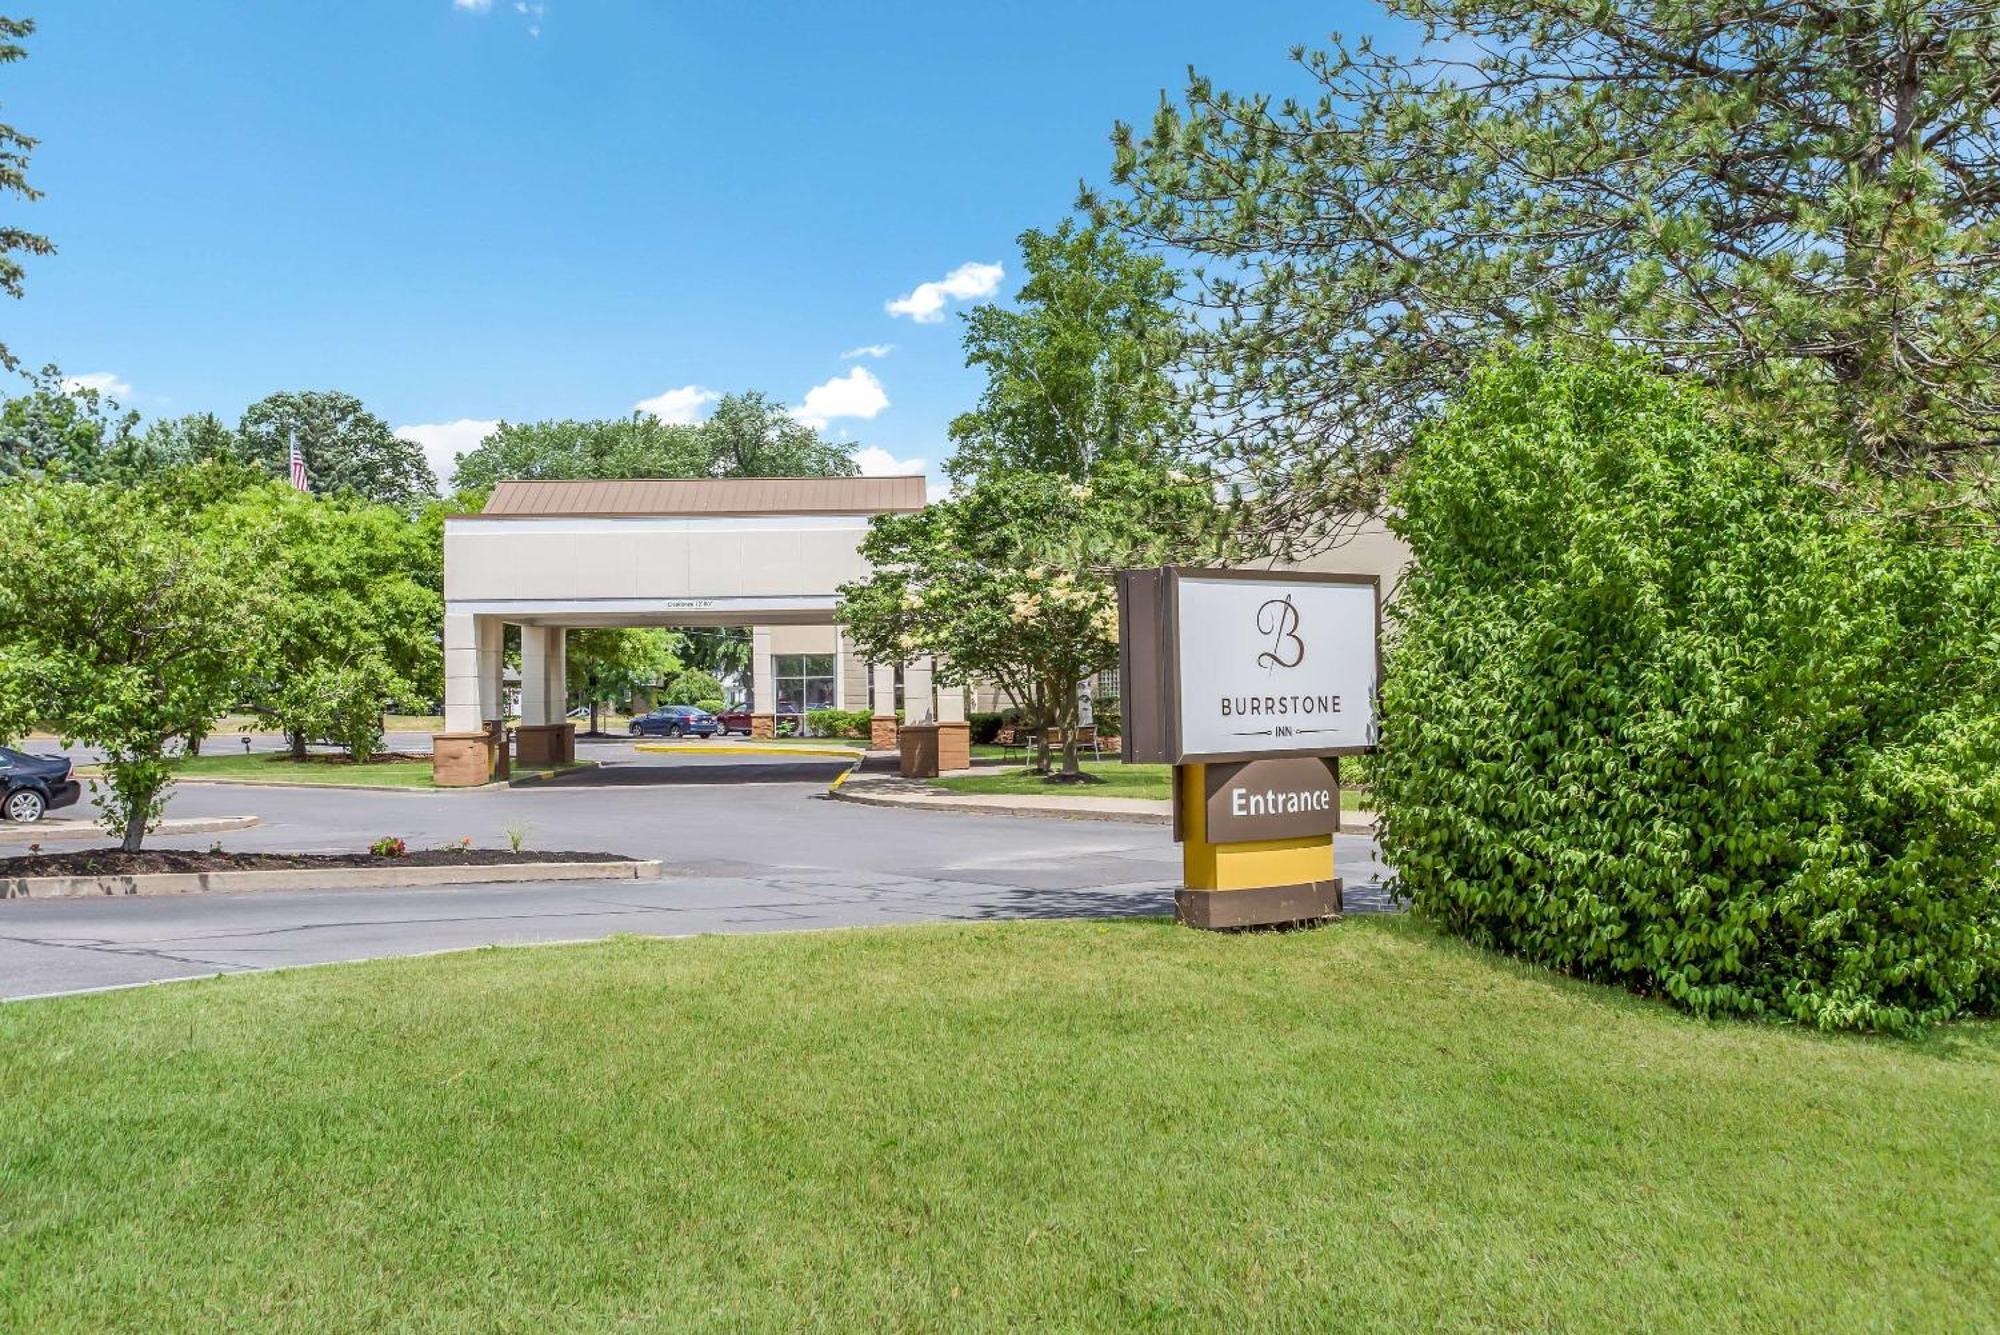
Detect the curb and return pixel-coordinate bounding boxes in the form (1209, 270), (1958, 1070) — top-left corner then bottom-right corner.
(166, 777), (492, 794)
(1, 858), (664, 900)
(828, 780), (1380, 833)
(828, 783), (1171, 825)
(0, 815), (262, 845)
(633, 743), (863, 759)
(507, 761), (602, 788)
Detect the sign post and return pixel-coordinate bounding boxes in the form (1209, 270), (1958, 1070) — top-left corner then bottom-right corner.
(1117, 568), (1380, 929)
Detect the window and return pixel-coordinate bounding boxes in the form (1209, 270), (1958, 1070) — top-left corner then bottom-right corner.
(774, 654), (836, 714)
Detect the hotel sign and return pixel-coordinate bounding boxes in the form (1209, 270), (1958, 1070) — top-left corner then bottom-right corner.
(1118, 568), (1380, 766)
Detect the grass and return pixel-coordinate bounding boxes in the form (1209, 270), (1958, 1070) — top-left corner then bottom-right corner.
(936, 758), (1174, 799)
(2, 918), (1993, 1329)
(165, 752), (438, 788)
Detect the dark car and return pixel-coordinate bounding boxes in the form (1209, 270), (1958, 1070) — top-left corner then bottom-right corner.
(627, 706), (721, 739)
(712, 708), (801, 737)
(0, 746), (82, 823)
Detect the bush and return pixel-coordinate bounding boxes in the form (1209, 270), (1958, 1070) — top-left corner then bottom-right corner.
(694, 698), (725, 716)
(659, 668), (725, 708)
(1374, 353), (2000, 1032)
(969, 712), (1006, 745)
(806, 708), (873, 739)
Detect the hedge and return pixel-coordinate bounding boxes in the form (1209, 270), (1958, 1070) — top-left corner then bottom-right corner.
(1373, 353), (2000, 1032)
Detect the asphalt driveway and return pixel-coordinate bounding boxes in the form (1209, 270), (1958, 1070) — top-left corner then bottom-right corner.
(0, 743), (1392, 1000)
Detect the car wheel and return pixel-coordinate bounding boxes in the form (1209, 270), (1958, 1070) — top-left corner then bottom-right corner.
(667, 724), (684, 738)
(712, 722), (730, 737)
(628, 723), (643, 736)
(4, 788), (46, 823)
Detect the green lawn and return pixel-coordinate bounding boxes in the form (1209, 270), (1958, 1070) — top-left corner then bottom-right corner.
(938, 758), (1174, 799)
(3, 919), (1994, 1329)
(165, 752), (439, 787)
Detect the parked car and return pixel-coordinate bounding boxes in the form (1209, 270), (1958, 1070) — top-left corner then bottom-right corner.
(627, 706), (721, 739)
(0, 746), (82, 823)
(712, 708), (802, 737)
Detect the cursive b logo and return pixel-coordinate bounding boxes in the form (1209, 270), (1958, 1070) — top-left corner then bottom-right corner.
(1256, 595), (1305, 669)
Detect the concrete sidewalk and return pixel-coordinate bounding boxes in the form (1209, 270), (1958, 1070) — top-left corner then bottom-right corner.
(832, 772), (1379, 833)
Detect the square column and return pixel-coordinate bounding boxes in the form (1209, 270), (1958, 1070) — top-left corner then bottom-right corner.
(750, 624), (776, 737)
(930, 668), (969, 771)
(869, 662), (898, 750)
(436, 611), (507, 785)
(520, 625), (555, 726)
(903, 656), (935, 725)
(444, 612), (505, 732)
(515, 625), (575, 766)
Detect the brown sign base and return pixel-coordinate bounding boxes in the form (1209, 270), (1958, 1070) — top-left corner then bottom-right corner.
(1175, 880), (1343, 930)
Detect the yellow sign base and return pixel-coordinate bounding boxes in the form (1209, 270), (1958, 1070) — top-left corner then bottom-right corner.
(1176, 762), (1343, 930)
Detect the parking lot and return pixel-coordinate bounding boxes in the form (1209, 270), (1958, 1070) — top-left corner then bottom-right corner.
(0, 740), (1392, 1000)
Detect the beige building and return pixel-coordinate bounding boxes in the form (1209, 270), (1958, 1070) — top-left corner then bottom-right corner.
(433, 473), (1411, 783)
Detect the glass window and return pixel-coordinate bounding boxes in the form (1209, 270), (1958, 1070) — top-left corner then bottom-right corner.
(774, 654), (836, 714)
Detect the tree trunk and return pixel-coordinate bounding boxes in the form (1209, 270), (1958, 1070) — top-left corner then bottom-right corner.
(590, 699), (601, 735)
(184, 732), (203, 758)
(288, 729), (307, 760)
(121, 809), (146, 853)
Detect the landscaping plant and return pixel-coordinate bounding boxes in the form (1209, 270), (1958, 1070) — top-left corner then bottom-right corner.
(0, 482), (269, 851)
(368, 836), (406, 858)
(1372, 353), (2000, 1031)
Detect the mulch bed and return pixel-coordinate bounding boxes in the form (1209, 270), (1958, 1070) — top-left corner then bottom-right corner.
(0, 849), (638, 877)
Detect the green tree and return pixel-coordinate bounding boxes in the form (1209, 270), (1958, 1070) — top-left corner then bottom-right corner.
(1097, 0), (2000, 541)
(672, 627), (751, 682)
(130, 412), (246, 473)
(0, 16), (51, 372)
(566, 628), (681, 734)
(450, 391), (859, 491)
(204, 484), (443, 761)
(238, 390), (437, 508)
(0, 482), (268, 850)
(699, 391), (859, 478)
(658, 666), (726, 712)
(0, 365), (140, 481)
(947, 221), (1184, 484)
(841, 465), (1214, 776)
(450, 416), (709, 491)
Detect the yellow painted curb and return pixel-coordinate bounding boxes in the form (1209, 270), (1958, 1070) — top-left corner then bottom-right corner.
(632, 743), (862, 760)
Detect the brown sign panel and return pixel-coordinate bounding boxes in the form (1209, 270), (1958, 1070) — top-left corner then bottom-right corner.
(1202, 757), (1341, 843)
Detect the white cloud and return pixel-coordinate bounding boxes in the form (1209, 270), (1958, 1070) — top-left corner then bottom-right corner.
(793, 367), (890, 430)
(841, 343), (896, 360)
(452, 0), (492, 11)
(395, 418), (499, 488)
(853, 445), (925, 477)
(514, 1), (543, 36)
(61, 371), (132, 398)
(885, 261), (1003, 323)
(633, 384), (717, 424)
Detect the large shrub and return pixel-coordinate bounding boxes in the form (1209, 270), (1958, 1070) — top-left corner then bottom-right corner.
(1374, 354), (2000, 1032)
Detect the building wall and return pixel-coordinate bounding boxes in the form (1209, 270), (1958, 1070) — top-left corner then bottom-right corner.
(444, 515), (874, 606)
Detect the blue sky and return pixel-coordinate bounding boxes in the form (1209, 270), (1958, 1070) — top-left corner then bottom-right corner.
(7, 1), (1404, 487)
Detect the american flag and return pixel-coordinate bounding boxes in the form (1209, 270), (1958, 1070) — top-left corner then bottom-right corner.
(288, 441), (310, 493)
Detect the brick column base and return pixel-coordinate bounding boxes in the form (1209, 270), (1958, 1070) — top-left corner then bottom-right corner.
(432, 732), (495, 787)
(750, 713), (776, 739)
(935, 720), (971, 772)
(869, 715), (899, 750)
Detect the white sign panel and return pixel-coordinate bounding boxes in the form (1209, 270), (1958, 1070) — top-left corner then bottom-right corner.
(1173, 573), (1377, 761)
